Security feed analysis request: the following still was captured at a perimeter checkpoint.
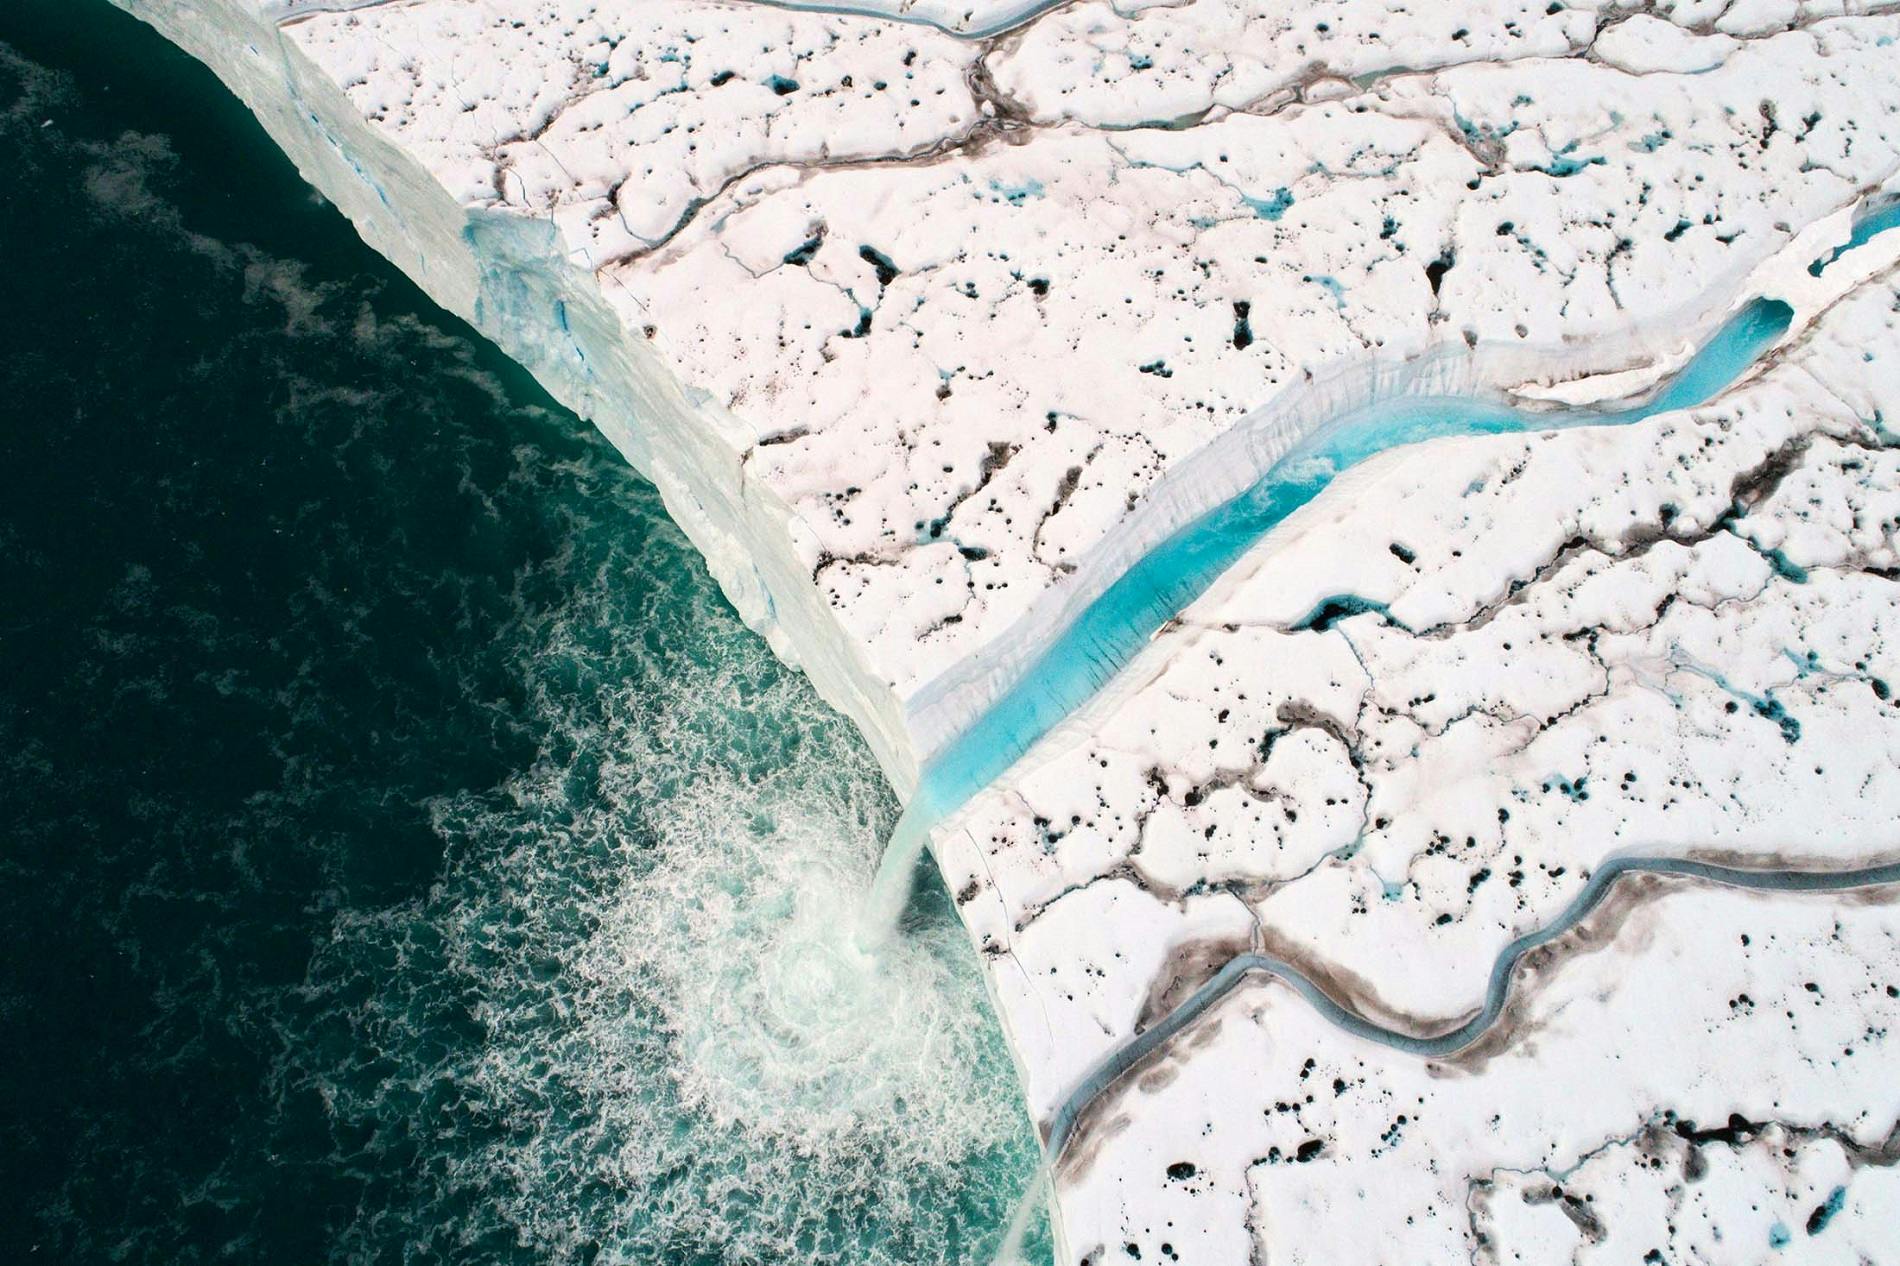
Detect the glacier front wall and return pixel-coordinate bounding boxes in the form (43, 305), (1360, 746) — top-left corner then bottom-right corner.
(112, 0), (929, 795)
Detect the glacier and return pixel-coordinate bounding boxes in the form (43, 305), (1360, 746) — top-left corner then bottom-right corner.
(108, 0), (1900, 1260)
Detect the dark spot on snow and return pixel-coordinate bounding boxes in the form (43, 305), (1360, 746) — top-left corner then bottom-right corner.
(859, 244), (899, 286)
(783, 230), (824, 266)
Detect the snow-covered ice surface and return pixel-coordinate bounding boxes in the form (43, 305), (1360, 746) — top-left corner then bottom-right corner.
(937, 266), (1900, 1255)
(121, 0), (1900, 781)
(1051, 881), (1900, 1264)
(109, 0), (1900, 1258)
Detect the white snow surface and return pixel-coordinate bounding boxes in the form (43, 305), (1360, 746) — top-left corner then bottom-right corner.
(110, 0), (1900, 1259)
(126, 0), (1900, 782)
(1057, 881), (1900, 1264)
(937, 267), (1900, 1256)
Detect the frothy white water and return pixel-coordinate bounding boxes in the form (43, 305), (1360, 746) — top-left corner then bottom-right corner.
(589, 738), (1019, 1158)
(289, 493), (1039, 1263)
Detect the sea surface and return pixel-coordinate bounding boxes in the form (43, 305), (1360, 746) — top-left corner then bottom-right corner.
(0, 4), (1039, 1262)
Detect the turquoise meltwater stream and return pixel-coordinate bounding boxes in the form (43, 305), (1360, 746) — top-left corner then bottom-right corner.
(867, 202), (1900, 939)
(859, 295), (1803, 938)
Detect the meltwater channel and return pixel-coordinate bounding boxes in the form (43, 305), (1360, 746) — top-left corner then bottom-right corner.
(864, 209), (1898, 934)
(0, 6), (1043, 1262)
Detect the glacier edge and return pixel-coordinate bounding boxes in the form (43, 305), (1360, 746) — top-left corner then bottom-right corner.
(110, 0), (929, 794)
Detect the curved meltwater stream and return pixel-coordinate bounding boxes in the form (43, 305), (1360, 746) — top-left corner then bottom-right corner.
(1041, 855), (1900, 1161)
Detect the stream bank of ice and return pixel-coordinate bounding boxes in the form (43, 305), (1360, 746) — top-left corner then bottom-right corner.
(936, 262), (1900, 1256)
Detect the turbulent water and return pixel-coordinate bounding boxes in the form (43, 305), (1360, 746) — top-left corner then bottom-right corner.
(0, 5), (1040, 1261)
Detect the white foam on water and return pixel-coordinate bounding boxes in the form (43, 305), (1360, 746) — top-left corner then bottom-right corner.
(304, 497), (1041, 1264)
(595, 766), (1018, 1154)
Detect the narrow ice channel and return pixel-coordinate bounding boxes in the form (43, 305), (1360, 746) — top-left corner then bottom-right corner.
(1041, 855), (1900, 1160)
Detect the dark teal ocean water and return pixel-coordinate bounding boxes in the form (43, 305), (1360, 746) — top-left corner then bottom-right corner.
(0, 5), (1038, 1261)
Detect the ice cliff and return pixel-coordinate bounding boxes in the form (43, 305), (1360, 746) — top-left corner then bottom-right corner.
(112, 0), (1900, 1259)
